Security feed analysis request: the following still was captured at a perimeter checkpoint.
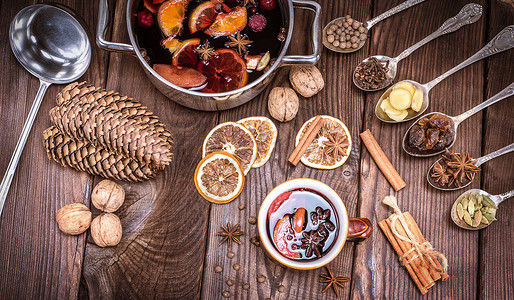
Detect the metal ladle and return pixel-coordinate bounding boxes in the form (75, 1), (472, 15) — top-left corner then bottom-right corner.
(451, 188), (514, 230)
(375, 25), (514, 123)
(353, 3), (482, 91)
(0, 4), (91, 216)
(427, 143), (514, 191)
(323, 0), (426, 54)
(402, 81), (514, 157)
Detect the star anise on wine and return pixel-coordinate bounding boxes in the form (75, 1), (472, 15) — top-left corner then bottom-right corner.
(299, 230), (325, 258)
(216, 222), (244, 249)
(323, 133), (349, 159)
(196, 41), (216, 61)
(320, 266), (350, 298)
(444, 150), (480, 186)
(242, 0), (257, 6)
(226, 32), (253, 55)
(430, 161), (450, 186)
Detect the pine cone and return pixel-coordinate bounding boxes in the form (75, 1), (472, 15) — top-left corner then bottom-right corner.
(49, 82), (173, 170)
(43, 126), (157, 182)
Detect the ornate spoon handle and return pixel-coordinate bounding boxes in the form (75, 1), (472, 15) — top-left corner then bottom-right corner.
(495, 189), (514, 205)
(425, 25), (514, 90)
(454, 81), (514, 124)
(475, 143), (514, 167)
(366, 0), (426, 29)
(395, 3), (482, 62)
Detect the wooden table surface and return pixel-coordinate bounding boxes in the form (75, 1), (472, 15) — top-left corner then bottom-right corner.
(1, 0), (513, 299)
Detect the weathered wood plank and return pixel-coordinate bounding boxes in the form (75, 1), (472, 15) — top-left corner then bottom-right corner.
(353, 0), (488, 299)
(79, 0), (217, 299)
(479, 1), (514, 299)
(0, 0), (107, 298)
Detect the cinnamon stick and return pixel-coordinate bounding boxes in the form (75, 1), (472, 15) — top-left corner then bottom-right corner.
(378, 220), (428, 295)
(386, 217), (436, 288)
(288, 116), (325, 166)
(404, 212), (449, 281)
(360, 129), (406, 191)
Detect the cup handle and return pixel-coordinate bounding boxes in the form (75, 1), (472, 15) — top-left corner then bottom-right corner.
(281, 0), (321, 65)
(346, 218), (373, 242)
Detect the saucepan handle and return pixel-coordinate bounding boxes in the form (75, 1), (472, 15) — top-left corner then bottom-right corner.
(281, 0), (322, 65)
(96, 0), (135, 54)
(346, 217), (373, 242)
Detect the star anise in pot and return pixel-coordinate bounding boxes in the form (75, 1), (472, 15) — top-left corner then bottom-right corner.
(225, 32), (253, 55)
(196, 41), (216, 61)
(299, 230), (325, 258)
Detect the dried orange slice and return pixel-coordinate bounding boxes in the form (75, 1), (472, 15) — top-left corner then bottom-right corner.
(204, 6), (247, 36)
(157, 0), (187, 37)
(203, 122), (257, 175)
(237, 116), (277, 168)
(194, 151), (244, 204)
(295, 115), (352, 169)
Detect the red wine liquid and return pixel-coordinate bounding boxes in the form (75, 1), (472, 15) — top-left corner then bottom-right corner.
(134, 0), (285, 85)
(267, 188), (339, 260)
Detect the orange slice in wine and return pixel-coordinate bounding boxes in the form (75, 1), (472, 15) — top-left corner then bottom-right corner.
(157, 0), (187, 37)
(172, 38), (200, 68)
(189, 1), (218, 33)
(197, 48), (248, 93)
(204, 6), (247, 36)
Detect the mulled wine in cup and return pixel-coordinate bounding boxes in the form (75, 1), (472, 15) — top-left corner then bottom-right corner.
(258, 178), (372, 270)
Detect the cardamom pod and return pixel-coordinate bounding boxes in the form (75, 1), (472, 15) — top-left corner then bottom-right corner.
(468, 200), (475, 215)
(477, 194), (483, 205)
(476, 203), (483, 210)
(474, 210), (482, 226)
(463, 211), (473, 226)
(457, 203), (464, 220)
(482, 212), (497, 222)
(481, 195), (498, 209)
(461, 197), (469, 211)
(481, 215), (489, 225)
(487, 207), (495, 214)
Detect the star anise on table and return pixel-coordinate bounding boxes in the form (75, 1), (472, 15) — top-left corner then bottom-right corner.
(323, 133), (349, 159)
(196, 41), (216, 61)
(430, 161), (450, 186)
(320, 266), (350, 298)
(443, 149), (480, 186)
(225, 32), (253, 55)
(299, 230), (325, 258)
(217, 222), (244, 249)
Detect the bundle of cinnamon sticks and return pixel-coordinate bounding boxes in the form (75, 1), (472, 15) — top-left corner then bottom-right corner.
(379, 196), (449, 295)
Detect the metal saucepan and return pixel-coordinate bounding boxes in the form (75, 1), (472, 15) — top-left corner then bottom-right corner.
(96, 0), (321, 111)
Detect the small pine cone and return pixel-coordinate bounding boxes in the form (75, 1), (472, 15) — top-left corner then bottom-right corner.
(49, 82), (173, 170)
(43, 126), (157, 182)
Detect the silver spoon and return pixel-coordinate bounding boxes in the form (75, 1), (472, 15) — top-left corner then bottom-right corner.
(451, 188), (514, 230)
(0, 4), (91, 216)
(353, 3), (482, 91)
(375, 25), (514, 123)
(402, 81), (514, 157)
(427, 143), (514, 191)
(323, 0), (426, 53)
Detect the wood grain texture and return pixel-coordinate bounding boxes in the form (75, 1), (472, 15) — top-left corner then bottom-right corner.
(0, 0), (107, 298)
(479, 1), (514, 299)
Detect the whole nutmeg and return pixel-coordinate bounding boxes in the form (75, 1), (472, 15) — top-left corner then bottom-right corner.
(91, 180), (125, 212)
(289, 65), (325, 97)
(268, 87), (299, 122)
(56, 203), (92, 235)
(90, 213), (123, 247)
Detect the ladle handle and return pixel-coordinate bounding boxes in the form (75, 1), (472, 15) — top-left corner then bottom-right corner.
(96, 0), (135, 54)
(475, 142), (514, 167)
(395, 3), (482, 62)
(0, 80), (51, 217)
(425, 25), (514, 90)
(497, 189), (514, 205)
(454, 81), (514, 123)
(366, 0), (426, 29)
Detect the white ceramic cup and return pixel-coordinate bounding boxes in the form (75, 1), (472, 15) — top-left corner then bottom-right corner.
(258, 178), (372, 270)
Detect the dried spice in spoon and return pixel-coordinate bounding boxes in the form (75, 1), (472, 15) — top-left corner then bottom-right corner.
(408, 114), (455, 152)
(353, 57), (391, 90)
(430, 149), (480, 188)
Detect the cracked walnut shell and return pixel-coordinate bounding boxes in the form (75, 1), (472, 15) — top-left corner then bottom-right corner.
(56, 203), (92, 235)
(289, 65), (324, 97)
(268, 87), (299, 122)
(91, 180), (125, 212)
(90, 213), (123, 247)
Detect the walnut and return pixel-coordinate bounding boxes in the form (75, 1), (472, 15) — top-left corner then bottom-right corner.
(268, 87), (299, 122)
(56, 203), (92, 235)
(90, 213), (123, 247)
(91, 180), (125, 212)
(289, 65), (324, 97)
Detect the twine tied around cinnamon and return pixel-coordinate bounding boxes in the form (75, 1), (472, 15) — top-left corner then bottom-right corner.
(383, 196), (448, 273)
